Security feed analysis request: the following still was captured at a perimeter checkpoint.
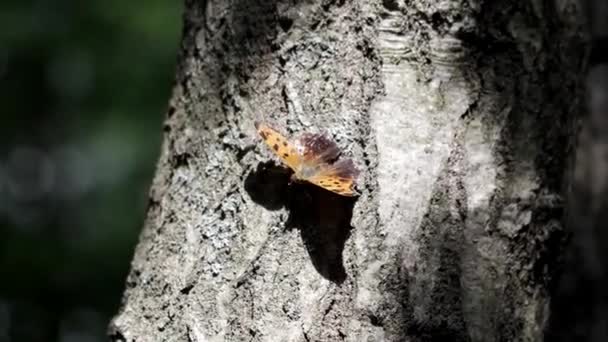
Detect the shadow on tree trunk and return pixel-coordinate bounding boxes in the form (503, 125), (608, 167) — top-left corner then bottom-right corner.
(245, 161), (355, 283)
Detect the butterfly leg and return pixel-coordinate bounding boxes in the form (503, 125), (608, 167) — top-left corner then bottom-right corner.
(288, 173), (303, 185)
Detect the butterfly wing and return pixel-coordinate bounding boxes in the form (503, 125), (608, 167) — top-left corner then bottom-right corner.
(306, 159), (359, 196)
(297, 132), (340, 164)
(255, 122), (302, 171)
(256, 122), (359, 196)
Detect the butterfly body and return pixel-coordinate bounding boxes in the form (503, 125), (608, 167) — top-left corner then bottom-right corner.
(255, 121), (359, 197)
(294, 164), (321, 180)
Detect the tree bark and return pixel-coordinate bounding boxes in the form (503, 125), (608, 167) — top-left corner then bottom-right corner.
(110, 0), (587, 341)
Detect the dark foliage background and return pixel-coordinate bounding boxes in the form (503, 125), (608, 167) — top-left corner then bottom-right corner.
(0, 1), (180, 341)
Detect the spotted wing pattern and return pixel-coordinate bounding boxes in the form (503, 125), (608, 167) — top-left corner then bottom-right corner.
(255, 121), (359, 197)
(255, 121), (302, 171)
(307, 158), (359, 196)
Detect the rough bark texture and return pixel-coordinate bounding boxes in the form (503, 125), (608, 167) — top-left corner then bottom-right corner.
(110, 0), (587, 341)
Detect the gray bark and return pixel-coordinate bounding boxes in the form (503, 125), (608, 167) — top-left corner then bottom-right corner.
(109, 0), (587, 341)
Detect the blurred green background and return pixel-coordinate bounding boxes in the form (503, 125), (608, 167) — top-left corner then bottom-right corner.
(0, 1), (181, 341)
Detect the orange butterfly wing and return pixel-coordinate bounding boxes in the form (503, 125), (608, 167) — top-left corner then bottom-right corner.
(255, 122), (359, 197)
(306, 159), (359, 197)
(255, 122), (302, 171)
(308, 172), (357, 196)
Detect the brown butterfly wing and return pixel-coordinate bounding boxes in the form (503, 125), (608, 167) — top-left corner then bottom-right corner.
(297, 132), (340, 164)
(255, 122), (302, 171)
(307, 159), (359, 196)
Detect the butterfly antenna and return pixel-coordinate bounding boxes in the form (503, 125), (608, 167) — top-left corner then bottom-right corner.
(252, 108), (267, 130)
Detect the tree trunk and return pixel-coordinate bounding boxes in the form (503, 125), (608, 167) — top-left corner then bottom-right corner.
(109, 0), (587, 341)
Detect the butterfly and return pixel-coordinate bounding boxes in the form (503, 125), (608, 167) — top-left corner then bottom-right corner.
(255, 121), (359, 197)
